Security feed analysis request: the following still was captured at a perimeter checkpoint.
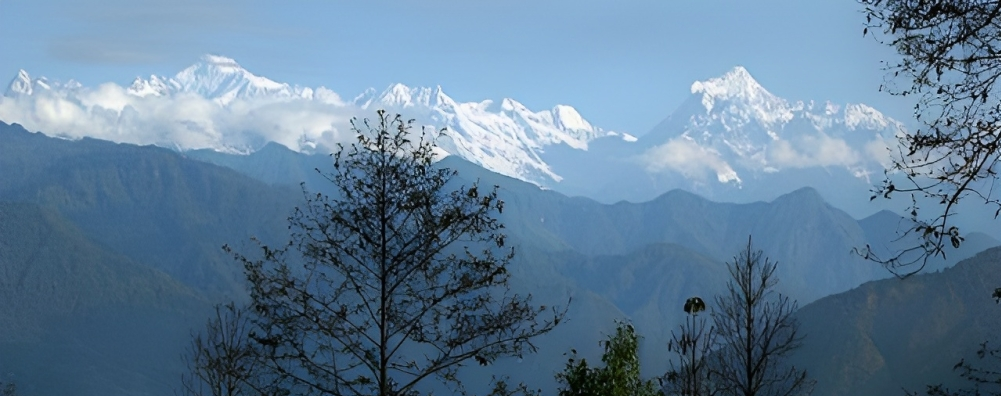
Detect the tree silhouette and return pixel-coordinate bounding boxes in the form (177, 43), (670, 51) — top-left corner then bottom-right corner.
(711, 237), (812, 396)
(861, 0), (1001, 276)
(220, 110), (565, 396)
(665, 298), (718, 396)
(182, 303), (275, 396)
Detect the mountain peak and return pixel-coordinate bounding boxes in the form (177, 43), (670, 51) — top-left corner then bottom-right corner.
(179, 54), (252, 78)
(773, 186), (826, 206)
(5, 69), (33, 97)
(377, 83), (421, 107)
(169, 54), (287, 104)
(690, 66), (776, 110)
(552, 104), (592, 131)
(128, 74), (171, 97)
(374, 83), (452, 108)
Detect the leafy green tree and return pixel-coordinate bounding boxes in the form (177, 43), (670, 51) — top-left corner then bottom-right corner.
(557, 321), (659, 396)
(711, 237), (812, 396)
(480, 376), (542, 396)
(224, 110), (565, 396)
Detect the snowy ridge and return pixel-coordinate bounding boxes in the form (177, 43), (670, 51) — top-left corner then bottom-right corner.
(1, 54), (621, 186)
(0, 57), (903, 195)
(124, 55), (331, 105)
(641, 66), (902, 185)
(361, 84), (623, 184)
(690, 66), (794, 126)
(6, 70), (35, 96)
(4, 69), (81, 98)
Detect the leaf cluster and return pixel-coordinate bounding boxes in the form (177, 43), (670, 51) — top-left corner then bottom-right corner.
(556, 321), (659, 396)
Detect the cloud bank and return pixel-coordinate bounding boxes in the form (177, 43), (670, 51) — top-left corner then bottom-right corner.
(0, 83), (362, 154)
(639, 137), (741, 183)
(640, 132), (893, 180)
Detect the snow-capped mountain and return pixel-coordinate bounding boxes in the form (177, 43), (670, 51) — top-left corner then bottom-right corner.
(125, 55), (342, 105)
(1, 54), (628, 186)
(355, 83), (627, 183)
(0, 56), (903, 211)
(4, 69), (82, 98)
(635, 66), (901, 187)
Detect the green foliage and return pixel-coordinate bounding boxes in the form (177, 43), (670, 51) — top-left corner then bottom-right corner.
(0, 201), (204, 335)
(0, 200), (211, 395)
(0, 121), (298, 297)
(479, 376), (542, 396)
(556, 321), (658, 396)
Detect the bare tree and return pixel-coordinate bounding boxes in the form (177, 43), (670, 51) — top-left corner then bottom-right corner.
(665, 297), (718, 396)
(860, 0), (1001, 276)
(711, 237), (813, 396)
(181, 302), (271, 396)
(225, 110), (565, 396)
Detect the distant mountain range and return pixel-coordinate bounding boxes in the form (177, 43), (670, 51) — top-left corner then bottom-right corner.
(2, 55), (914, 218)
(0, 119), (997, 395)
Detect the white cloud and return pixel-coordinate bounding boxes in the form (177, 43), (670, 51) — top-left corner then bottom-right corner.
(638, 131), (897, 182)
(639, 137), (740, 183)
(768, 133), (894, 169)
(864, 138), (894, 168)
(769, 134), (857, 168)
(0, 84), (363, 154)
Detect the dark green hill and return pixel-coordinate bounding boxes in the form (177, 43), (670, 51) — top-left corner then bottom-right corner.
(792, 247), (1001, 396)
(0, 201), (211, 396)
(2, 121), (998, 395)
(0, 121), (301, 296)
(0, 202), (202, 333)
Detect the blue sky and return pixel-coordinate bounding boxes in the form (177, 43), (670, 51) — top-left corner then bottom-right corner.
(0, 0), (909, 135)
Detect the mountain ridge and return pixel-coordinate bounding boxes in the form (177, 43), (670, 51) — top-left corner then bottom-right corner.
(0, 118), (997, 396)
(2, 55), (897, 192)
